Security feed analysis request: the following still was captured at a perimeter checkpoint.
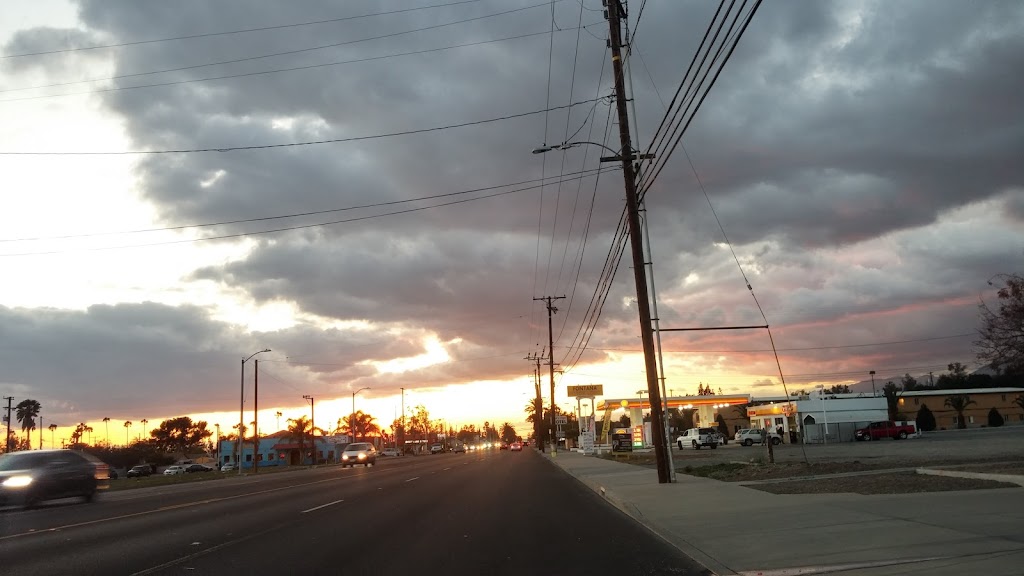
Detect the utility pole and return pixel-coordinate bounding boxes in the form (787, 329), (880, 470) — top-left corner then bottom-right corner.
(534, 296), (564, 454)
(303, 395), (315, 464)
(525, 352), (546, 451)
(3, 396), (12, 452)
(400, 387), (406, 450)
(606, 0), (671, 483)
(253, 359), (260, 474)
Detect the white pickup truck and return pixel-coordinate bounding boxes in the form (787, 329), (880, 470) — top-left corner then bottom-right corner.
(676, 427), (719, 450)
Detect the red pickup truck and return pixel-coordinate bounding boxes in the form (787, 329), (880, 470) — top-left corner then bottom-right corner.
(855, 421), (915, 441)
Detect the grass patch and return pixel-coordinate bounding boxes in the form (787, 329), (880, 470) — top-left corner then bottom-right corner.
(682, 462), (750, 479)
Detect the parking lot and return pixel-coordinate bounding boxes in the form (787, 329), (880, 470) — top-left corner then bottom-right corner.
(667, 425), (1024, 467)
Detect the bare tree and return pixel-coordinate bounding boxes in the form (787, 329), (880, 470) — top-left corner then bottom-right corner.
(977, 273), (1024, 374)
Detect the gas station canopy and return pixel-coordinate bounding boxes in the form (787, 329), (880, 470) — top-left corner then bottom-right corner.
(596, 394), (751, 411)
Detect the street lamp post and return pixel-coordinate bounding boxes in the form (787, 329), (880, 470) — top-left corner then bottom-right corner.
(351, 387), (370, 443)
(303, 395), (315, 465)
(817, 385), (829, 444)
(239, 349), (271, 475)
(869, 370), (877, 397)
(215, 423), (221, 468)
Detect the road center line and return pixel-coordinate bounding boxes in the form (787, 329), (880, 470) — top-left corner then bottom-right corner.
(301, 499), (343, 514)
(443, 467), (451, 471)
(404, 476), (420, 482)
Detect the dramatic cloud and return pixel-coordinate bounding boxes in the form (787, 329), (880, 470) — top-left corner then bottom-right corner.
(1, 0), (1022, 428)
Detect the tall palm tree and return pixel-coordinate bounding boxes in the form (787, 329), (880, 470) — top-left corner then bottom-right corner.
(86, 426), (94, 445)
(284, 416), (313, 465)
(1014, 395), (1024, 413)
(343, 411), (380, 442)
(140, 419), (149, 441)
(944, 395), (976, 429)
(102, 417), (111, 446)
(124, 420), (132, 446)
(15, 399), (41, 447)
(48, 424), (57, 449)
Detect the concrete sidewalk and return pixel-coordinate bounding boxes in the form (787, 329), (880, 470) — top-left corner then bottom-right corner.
(544, 450), (1024, 576)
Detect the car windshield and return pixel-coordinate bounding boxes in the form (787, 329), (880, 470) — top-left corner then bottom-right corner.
(0, 452), (53, 471)
(347, 444), (370, 451)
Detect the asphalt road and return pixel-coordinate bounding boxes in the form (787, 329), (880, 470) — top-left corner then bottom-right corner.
(0, 448), (708, 575)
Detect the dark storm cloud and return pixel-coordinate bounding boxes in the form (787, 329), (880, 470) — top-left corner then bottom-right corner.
(3, 0), (1022, 412)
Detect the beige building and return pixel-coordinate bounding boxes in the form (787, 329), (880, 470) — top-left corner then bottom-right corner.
(900, 388), (1024, 429)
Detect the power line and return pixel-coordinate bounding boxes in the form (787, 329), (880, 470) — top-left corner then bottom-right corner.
(0, 96), (605, 155)
(0, 0), (557, 95)
(0, 27), (605, 104)
(580, 333), (978, 354)
(0, 169), (615, 257)
(0, 167), (606, 244)
(1, 0), (482, 60)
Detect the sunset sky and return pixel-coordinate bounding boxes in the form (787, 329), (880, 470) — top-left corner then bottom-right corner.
(1, 0), (1021, 448)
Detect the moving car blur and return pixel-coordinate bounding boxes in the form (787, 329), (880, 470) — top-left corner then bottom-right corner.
(341, 443), (377, 467)
(0, 449), (109, 508)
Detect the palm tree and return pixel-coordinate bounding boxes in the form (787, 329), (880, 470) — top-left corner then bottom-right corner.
(15, 399), (41, 447)
(124, 420), (132, 446)
(48, 424), (57, 449)
(342, 411), (380, 442)
(944, 394), (976, 429)
(284, 416), (313, 465)
(102, 417), (111, 446)
(1015, 395), (1024, 413)
(140, 419), (149, 441)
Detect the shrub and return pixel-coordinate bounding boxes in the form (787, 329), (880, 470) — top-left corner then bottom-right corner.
(988, 407), (1004, 428)
(916, 404), (937, 432)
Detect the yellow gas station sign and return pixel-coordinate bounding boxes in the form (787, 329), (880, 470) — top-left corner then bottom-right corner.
(567, 384), (604, 397)
(746, 402), (797, 417)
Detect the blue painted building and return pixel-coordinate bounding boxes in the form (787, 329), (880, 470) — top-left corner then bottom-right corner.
(217, 434), (346, 469)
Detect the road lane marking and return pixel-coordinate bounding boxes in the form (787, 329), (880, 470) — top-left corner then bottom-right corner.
(443, 467), (451, 471)
(404, 476), (419, 482)
(0, 474), (347, 542)
(301, 499), (343, 514)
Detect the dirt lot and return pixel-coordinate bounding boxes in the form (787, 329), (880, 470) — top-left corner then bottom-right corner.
(601, 426), (1024, 493)
(750, 471), (1019, 495)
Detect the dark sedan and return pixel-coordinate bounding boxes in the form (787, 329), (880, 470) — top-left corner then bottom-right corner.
(126, 465), (152, 478)
(185, 464), (214, 473)
(0, 449), (109, 508)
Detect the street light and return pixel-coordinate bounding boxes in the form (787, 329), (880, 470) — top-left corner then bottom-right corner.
(351, 387), (370, 443)
(531, 140), (654, 163)
(239, 349), (271, 475)
(303, 395), (315, 464)
(869, 370), (877, 397)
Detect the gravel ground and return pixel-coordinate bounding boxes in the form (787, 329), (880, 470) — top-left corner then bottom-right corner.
(750, 471), (1020, 495)
(681, 461), (902, 481)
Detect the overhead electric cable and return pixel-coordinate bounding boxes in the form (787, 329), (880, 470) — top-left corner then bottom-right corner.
(0, 97), (604, 155)
(0, 0), (483, 59)
(0, 1), (557, 95)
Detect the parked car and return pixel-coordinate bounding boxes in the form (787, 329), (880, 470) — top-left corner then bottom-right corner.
(510, 442), (523, 452)
(381, 448), (402, 457)
(341, 443), (377, 467)
(855, 421), (915, 441)
(676, 427), (718, 450)
(453, 444), (466, 453)
(185, 464), (214, 473)
(0, 449), (109, 508)
(220, 463), (236, 473)
(429, 444), (444, 454)
(736, 428), (781, 446)
(163, 465), (186, 476)
(126, 464), (152, 478)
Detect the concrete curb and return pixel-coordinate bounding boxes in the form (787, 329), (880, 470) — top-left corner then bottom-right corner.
(916, 467), (1024, 487)
(536, 451), (734, 576)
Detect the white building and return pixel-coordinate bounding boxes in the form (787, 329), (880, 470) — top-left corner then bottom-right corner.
(750, 393), (889, 443)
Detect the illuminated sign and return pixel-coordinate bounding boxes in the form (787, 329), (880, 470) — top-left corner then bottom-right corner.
(747, 402), (797, 417)
(567, 384), (604, 397)
(632, 425), (644, 448)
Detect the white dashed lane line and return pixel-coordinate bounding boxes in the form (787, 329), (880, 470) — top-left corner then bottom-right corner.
(404, 476), (420, 483)
(301, 499), (343, 514)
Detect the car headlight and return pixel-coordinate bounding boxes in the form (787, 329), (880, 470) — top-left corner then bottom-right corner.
(342, 455), (349, 460)
(357, 453), (366, 459)
(2, 475), (33, 488)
